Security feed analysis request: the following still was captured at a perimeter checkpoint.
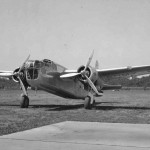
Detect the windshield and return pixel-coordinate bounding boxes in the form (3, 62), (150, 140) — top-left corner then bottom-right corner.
(26, 60), (43, 80)
(42, 59), (57, 73)
(26, 68), (38, 80)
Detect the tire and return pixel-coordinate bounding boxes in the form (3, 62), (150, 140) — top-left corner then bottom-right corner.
(20, 95), (29, 108)
(84, 96), (91, 109)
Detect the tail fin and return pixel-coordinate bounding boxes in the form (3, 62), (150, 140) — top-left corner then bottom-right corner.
(95, 60), (99, 69)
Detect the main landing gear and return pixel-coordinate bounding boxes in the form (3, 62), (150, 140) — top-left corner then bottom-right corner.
(20, 94), (29, 108)
(84, 93), (95, 109)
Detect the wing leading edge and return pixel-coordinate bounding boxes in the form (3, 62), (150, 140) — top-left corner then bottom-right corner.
(97, 65), (150, 77)
(0, 71), (13, 79)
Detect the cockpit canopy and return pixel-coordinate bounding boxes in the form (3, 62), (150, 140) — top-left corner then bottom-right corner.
(25, 59), (55, 69)
(25, 60), (44, 69)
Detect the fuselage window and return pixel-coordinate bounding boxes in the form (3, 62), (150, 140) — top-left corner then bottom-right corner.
(34, 69), (38, 79)
(26, 69), (39, 80)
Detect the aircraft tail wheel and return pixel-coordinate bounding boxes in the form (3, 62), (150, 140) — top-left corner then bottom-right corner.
(84, 96), (92, 109)
(20, 94), (29, 108)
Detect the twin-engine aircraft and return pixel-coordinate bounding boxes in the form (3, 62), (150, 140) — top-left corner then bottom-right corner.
(0, 51), (150, 109)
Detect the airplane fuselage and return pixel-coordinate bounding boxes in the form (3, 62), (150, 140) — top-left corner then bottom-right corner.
(25, 59), (88, 99)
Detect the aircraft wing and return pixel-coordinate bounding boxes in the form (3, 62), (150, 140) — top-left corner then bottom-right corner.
(64, 70), (77, 73)
(97, 65), (150, 77)
(0, 71), (13, 79)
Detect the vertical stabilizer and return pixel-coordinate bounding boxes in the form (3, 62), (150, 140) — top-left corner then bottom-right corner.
(95, 60), (99, 69)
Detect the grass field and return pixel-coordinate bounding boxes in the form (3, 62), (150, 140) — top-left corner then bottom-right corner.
(0, 89), (150, 135)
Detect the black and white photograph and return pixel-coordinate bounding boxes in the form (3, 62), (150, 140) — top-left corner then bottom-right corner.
(0, 0), (150, 149)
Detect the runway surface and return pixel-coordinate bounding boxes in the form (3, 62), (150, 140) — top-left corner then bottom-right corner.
(0, 121), (150, 150)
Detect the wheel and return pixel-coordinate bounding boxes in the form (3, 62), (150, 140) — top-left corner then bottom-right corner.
(20, 94), (29, 108)
(84, 96), (91, 109)
(20, 95), (29, 108)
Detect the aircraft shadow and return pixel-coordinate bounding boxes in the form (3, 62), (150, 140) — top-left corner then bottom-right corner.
(94, 105), (150, 110)
(31, 101), (121, 111)
(1, 102), (150, 111)
(31, 104), (84, 111)
(31, 102), (150, 111)
(0, 103), (84, 111)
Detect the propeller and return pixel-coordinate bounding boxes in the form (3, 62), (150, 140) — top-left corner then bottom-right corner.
(60, 51), (103, 96)
(82, 50), (94, 73)
(18, 55), (30, 74)
(18, 77), (28, 96)
(0, 55), (30, 95)
(60, 50), (94, 78)
(15, 55), (30, 96)
(84, 75), (103, 96)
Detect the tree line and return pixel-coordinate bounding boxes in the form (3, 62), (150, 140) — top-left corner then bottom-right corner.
(103, 75), (150, 87)
(0, 75), (150, 89)
(0, 78), (20, 89)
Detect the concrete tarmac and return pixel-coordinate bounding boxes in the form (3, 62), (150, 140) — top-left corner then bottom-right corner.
(0, 121), (150, 150)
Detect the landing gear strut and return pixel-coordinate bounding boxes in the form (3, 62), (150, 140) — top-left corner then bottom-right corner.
(84, 96), (92, 109)
(20, 94), (29, 108)
(84, 92), (95, 109)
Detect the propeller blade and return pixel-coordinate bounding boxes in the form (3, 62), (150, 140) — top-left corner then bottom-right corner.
(83, 50), (94, 72)
(18, 55), (30, 73)
(60, 72), (80, 78)
(18, 77), (27, 96)
(85, 75), (103, 96)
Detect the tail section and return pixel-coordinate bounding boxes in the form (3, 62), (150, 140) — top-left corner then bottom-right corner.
(102, 84), (122, 90)
(95, 60), (99, 69)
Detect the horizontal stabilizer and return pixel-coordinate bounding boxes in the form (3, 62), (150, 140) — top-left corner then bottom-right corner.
(102, 84), (122, 90)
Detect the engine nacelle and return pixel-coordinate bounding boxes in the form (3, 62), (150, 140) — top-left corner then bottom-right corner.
(12, 68), (25, 82)
(77, 65), (98, 83)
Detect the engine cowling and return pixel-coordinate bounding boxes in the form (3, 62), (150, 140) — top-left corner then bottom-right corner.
(12, 68), (25, 82)
(77, 65), (98, 83)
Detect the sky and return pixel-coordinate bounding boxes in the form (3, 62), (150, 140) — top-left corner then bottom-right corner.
(0, 0), (150, 70)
